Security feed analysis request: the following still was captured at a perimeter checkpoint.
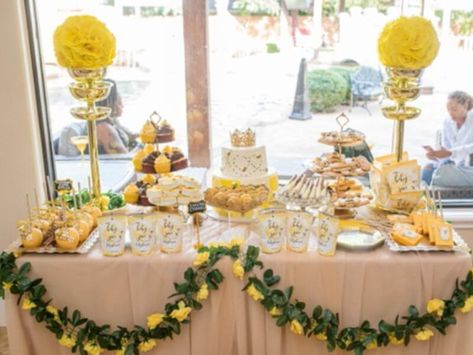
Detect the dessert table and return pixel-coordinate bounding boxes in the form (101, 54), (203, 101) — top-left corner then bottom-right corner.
(6, 220), (473, 355)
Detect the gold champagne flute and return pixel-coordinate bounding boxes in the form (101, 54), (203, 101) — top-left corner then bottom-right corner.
(71, 135), (89, 164)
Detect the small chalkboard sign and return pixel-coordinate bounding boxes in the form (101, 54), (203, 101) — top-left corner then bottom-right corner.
(188, 200), (206, 214)
(55, 179), (73, 193)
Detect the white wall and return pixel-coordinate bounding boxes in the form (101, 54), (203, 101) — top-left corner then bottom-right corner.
(0, 0), (44, 252)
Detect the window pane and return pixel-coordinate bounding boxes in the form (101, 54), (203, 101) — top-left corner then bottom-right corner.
(35, 0), (187, 191)
(208, 1), (473, 203)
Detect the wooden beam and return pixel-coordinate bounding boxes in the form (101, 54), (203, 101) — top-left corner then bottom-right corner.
(183, 0), (211, 168)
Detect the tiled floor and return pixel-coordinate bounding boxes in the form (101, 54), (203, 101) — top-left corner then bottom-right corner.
(0, 327), (8, 355)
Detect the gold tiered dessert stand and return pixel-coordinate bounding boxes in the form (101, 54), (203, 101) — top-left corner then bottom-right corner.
(315, 113), (372, 219)
(68, 68), (113, 199)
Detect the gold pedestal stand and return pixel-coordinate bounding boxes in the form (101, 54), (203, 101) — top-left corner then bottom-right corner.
(382, 67), (423, 162)
(68, 68), (113, 199)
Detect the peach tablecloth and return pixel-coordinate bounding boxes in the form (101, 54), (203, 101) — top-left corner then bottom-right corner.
(6, 220), (473, 355)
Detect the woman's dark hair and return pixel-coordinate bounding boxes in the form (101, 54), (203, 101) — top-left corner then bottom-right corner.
(96, 79), (118, 109)
(448, 91), (473, 110)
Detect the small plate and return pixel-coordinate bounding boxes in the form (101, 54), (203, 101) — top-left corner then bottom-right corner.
(337, 228), (385, 251)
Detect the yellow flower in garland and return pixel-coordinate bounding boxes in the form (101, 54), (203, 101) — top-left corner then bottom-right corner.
(22, 297), (37, 310)
(427, 298), (445, 317)
(415, 328), (434, 341)
(59, 334), (76, 348)
(269, 307), (283, 317)
(138, 339), (157, 352)
(46, 305), (61, 322)
(366, 339), (377, 350)
(193, 252), (209, 267)
(232, 259), (245, 280)
(100, 196), (110, 211)
(290, 319), (304, 335)
(84, 341), (104, 355)
(315, 332), (327, 341)
(2, 282), (12, 291)
(170, 301), (192, 322)
(246, 284), (264, 301)
(229, 237), (244, 248)
(53, 15), (116, 68)
(459, 296), (473, 313)
(389, 333), (404, 345)
(196, 283), (209, 301)
(378, 16), (439, 69)
(115, 349), (125, 355)
(147, 313), (165, 330)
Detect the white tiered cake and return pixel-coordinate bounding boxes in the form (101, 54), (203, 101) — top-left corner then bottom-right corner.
(212, 129), (278, 198)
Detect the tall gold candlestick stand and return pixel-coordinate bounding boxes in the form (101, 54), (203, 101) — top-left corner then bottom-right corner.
(381, 67), (423, 162)
(68, 68), (113, 198)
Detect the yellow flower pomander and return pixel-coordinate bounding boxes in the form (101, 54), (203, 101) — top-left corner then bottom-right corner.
(170, 301), (192, 322)
(53, 15), (116, 68)
(138, 339), (157, 352)
(2, 282), (12, 291)
(147, 313), (165, 330)
(59, 334), (76, 348)
(84, 341), (104, 355)
(246, 284), (264, 301)
(232, 259), (245, 280)
(196, 283), (209, 301)
(22, 297), (37, 310)
(460, 296), (473, 313)
(415, 328), (434, 341)
(426, 298), (445, 317)
(378, 16), (439, 69)
(193, 251), (210, 267)
(290, 319), (304, 335)
(269, 307), (283, 317)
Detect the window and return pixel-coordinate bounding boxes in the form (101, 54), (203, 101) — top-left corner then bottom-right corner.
(32, 0), (187, 191)
(29, 0), (473, 204)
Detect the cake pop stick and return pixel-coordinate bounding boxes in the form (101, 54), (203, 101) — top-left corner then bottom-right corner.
(87, 176), (92, 198)
(26, 193), (32, 227)
(34, 188), (41, 214)
(77, 182), (83, 208)
(71, 186), (78, 210)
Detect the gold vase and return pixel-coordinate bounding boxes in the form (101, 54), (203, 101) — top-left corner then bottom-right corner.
(382, 67), (423, 162)
(68, 67), (113, 198)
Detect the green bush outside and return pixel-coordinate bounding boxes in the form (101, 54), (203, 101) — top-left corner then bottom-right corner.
(307, 69), (349, 112)
(326, 66), (356, 103)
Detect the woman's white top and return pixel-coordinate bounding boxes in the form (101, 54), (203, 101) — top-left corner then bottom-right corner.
(442, 110), (473, 167)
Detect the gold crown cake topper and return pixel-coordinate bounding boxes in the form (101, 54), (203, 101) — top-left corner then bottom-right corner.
(230, 128), (256, 147)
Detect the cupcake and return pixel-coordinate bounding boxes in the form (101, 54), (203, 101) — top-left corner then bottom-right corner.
(132, 149), (146, 171)
(143, 143), (155, 155)
(142, 174), (156, 186)
(156, 120), (175, 143)
(169, 148), (188, 171)
(142, 151), (160, 174)
(140, 121), (157, 143)
(139, 186), (153, 206)
(124, 183), (140, 204)
(154, 154), (171, 174)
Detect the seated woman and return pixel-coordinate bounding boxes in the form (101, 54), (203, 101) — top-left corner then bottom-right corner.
(421, 91), (473, 187)
(57, 79), (137, 156)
